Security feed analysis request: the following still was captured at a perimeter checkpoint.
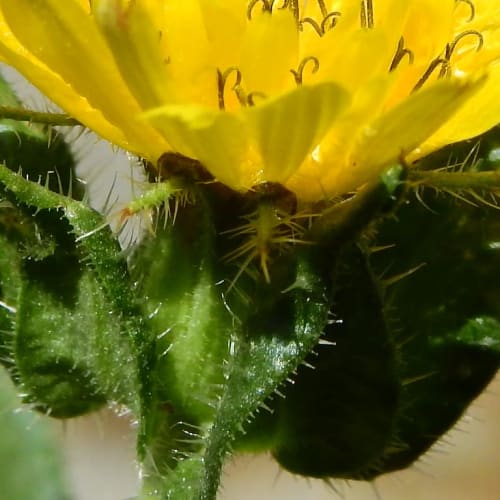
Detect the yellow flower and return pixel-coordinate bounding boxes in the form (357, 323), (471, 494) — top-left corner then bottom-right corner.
(0, 0), (499, 202)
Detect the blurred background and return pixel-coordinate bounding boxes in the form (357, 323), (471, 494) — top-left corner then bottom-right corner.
(59, 374), (499, 500)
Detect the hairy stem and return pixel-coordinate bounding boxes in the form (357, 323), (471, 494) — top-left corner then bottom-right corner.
(408, 169), (500, 191)
(0, 105), (80, 127)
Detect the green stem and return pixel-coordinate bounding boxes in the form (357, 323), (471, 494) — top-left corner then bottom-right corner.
(308, 167), (404, 247)
(408, 169), (500, 191)
(0, 105), (80, 127)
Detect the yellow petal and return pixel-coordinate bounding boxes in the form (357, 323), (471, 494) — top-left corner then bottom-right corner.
(0, 0), (168, 159)
(92, 0), (176, 109)
(245, 82), (350, 184)
(301, 0), (408, 94)
(0, 11), (130, 151)
(240, 9), (298, 97)
(454, 0), (500, 33)
(416, 62), (500, 158)
(402, 0), (455, 63)
(76, 0), (90, 12)
(144, 105), (252, 190)
(318, 28), (392, 91)
(0, 0), (128, 125)
(153, 0), (218, 107)
(323, 78), (485, 194)
(340, 75), (486, 195)
(285, 76), (396, 201)
(197, 0), (248, 70)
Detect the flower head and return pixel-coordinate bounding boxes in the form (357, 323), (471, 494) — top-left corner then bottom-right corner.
(0, 0), (499, 202)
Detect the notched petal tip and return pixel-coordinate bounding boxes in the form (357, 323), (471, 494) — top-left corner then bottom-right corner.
(331, 74), (487, 196)
(245, 82), (351, 185)
(417, 62), (500, 157)
(142, 103), (251, 190)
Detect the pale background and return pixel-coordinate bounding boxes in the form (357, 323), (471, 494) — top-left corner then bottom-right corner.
(56, 376), (500, 500)
(2, 67), (499, 500)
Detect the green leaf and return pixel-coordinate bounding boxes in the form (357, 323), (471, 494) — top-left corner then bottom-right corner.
(370, 194), (500, 473)
(0, 230), (22, 373)
(0, 75), (80, 377)
(0, 366), (71, 500)
(261, 246), (400, 480)
(15, 249), (133, 417)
